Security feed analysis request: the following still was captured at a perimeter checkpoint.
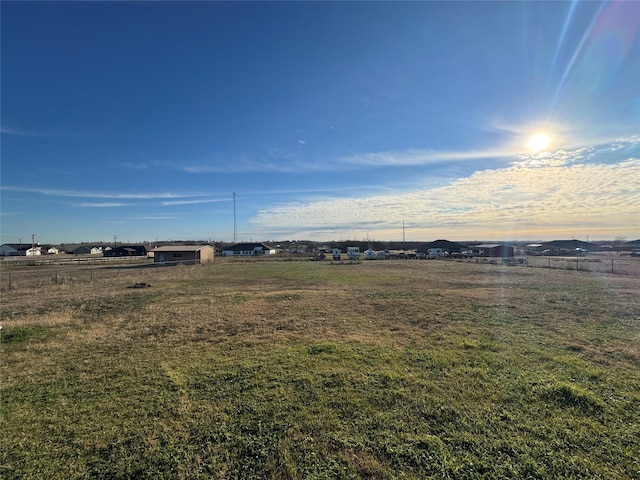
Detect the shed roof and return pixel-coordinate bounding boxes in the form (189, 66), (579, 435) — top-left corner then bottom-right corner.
(152, 245), (213, 252)
(419, 239), (466, 250)
(223, 242), (274, 251)
(474, 244), (512, 248)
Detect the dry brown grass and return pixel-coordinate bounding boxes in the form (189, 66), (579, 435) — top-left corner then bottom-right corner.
(2, 259), (639, 478)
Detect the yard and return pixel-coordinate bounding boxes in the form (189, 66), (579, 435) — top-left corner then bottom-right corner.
(1, 259), (639, 479)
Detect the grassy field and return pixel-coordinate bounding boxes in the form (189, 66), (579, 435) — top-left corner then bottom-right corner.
(1, 260), (639, 479)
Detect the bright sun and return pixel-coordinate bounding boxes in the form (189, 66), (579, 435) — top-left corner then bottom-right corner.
(527, 133), (550, 152)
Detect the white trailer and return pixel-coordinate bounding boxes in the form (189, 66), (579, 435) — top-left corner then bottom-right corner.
(364, 249), (377, 260)
(347, 246), (360, 260)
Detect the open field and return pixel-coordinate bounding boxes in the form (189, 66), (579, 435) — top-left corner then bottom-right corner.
(1, 260), (639, 479)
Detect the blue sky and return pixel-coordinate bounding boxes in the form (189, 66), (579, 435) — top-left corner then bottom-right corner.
(1, 1), (638, 244)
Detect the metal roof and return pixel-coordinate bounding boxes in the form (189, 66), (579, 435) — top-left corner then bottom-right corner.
(152, 245), (213, 252)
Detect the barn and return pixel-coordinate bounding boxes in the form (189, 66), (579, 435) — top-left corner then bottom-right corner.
(417, 240), (466, 256)
(152, 245), (214, 265)
(103, 245), (148, 257)
(472, 244), (515, 257)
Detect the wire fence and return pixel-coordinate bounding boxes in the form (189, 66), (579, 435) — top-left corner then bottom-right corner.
(1, 255), (638, 292)
(0, 259), (203, 292)
(457, 255), (639, 275)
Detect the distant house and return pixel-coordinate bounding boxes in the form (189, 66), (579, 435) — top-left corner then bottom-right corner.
(71, 245), (102, 255)
(0, 244), (28, 256)
(152, 245), (214, 264)
(103, 245), (148, 257)
(472, 244), (515, 257)
(1, 243), (60, 256)
(221, 242), (276, 256)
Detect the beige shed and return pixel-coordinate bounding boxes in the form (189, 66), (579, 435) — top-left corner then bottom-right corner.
(152, 245), (214, 265)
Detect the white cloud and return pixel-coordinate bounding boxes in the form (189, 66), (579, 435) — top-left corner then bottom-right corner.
(250, 143), (640, 240)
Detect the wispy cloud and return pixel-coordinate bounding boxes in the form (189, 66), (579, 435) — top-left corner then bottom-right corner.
(74, 202), (129, 207)
(133, 215), (178, 220)
(181, 157), (318, 174)
(122, 162), (148, 170)
(180, 147), (521, 175)
(1, 126), (46, 137)
(161, 198), (230, 206)
(340, 148), (521, 167)
(1, 125), (98, 138)
(0, 185), (203, 200)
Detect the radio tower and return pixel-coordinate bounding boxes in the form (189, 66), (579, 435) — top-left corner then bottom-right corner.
(233, 192), (237, 242)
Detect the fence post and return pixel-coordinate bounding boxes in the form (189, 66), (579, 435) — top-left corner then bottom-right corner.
(611, 259), (614, 274)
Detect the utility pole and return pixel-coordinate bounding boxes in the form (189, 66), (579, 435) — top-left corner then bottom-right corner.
(233, 192), (237, 242)
(31, 234), (36, 256)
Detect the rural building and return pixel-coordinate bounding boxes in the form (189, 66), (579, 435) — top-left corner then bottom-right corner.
(69, 245), (103, 255)
(417, 240), (466, 256)
(221, 242), (276, 256)
(152, 245), (214, 264)
(1, 243), (61, 256)
(472, 244), (515, 257)
(0, 244), (28, 256)
(540, 239), (598, 256)
(103, 245), (148, 257)
(525, 243), (544, 255)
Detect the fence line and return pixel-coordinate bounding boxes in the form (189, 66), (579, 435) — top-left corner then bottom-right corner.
(1, 256), (638, 292)
(1, 259), (203, 292)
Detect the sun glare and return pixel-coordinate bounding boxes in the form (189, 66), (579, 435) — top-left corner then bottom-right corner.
(527, 133), (550, 152)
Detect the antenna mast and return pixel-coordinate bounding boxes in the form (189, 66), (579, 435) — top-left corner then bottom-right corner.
(233, 192), (237, 242)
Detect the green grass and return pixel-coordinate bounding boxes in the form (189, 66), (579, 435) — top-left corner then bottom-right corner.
(1, 260), (639, 479)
